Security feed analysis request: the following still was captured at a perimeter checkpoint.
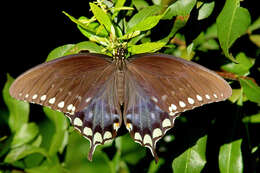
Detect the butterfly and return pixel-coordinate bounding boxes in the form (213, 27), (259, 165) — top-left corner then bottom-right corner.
(9, 48), (232, 162)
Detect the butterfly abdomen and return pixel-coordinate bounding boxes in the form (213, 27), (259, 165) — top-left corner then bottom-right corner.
(115, 67), (125, 106)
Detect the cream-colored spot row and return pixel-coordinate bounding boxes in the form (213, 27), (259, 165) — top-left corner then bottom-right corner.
(143, 134), (153, 146)
(58, 101), (65, 108)
(162, 118), (171, 128)
(188, 97), (194, 104)
(169, 104), (177, 112)
(179, 101), (186, 108)
(196, 95), (203, 101)
(93, 132), (102, 144)
(205, 94), (210, 99)
(32, 94), (38, 100)
(103, 131), (112, 140)
(73, 117), (83, 126)
(134, 132), (142, 141)
(153, 128), (162, 138)
(83, 127), (92, 136)
(49, 97), (56, 104)
(40, 95), (47, 101)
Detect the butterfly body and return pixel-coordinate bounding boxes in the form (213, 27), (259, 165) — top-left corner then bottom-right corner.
(9, 50), (232, 161)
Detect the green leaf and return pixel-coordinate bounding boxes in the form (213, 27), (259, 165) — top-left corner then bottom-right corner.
(163, 0), (196, 20)
(219, 139), (243, 173)
(127, 5), (162, 30)
(148, 159), (165, 173)
(242, 113), (260, 123)
(46, 44), (75, 61)
(66, 41), (103, 54)
(133, 0), (149, 10)
(228, 89), (244, 106)
(248, 17), (260, 33)
(43, 107), (68, 155)
(90, 3), (113, 33)
(11, 123), (39, 148)
(172, 135), (207, 173)
(128, 42), (165, 54)
(2, 74), (29, 133)
(249, 35), (260, 47)
(198, 1), (215, 20)
(116, 134), (146, 165)
(221, 53), (254, 76)
(127, 15), (162, 33)
(239, 78), (260, 103)
(216, 0), (251, 61)
(4, 145), (48, 163)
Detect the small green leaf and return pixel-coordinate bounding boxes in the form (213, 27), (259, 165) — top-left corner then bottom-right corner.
(67, 41), (103, 54)
(221, 53), (254, 76)
(198, 1), (215, 20)
(216, 0), (251, 61)
(90, 3), (113, 33)
(127, 15), (162, 33)
(172, 135), (207, 173)
(46, 44), (75, 61)
(133, 0), (149, 10)
(43, 107), (68, 156)
(219, 139), (243, 173)
(248, 17), (260, 33)
(4, 145), (48, 163)
(228, 89), (244, 106)
(127, 5), (162, 30)
(239, 78), (260, 103)
(249, 35), (260, 47)
(242, 113), (260, 123)
(3, 74), (29, 133)
(148, 159), (165, 173)
(163, 0), (196, 20)
(11, 123), (39, 148)
(128, 42), (165, 54)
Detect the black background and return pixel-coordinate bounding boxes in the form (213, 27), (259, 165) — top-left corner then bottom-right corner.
(0, 1), (259, 172)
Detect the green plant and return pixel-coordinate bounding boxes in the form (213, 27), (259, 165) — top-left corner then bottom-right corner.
(1, 0), (259, 172)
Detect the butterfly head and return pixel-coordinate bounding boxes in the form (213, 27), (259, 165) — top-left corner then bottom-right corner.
(113, 46), (127, 60)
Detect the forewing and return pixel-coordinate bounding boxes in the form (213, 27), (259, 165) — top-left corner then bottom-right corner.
(9, 53), (122, 160)
(124, 53), (232, 160)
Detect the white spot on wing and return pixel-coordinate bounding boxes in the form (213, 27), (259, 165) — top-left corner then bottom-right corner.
(32, 94), (38, 99)
(40, 95), (46, 101)
(151, 96), (158, 103)
(25, 94), (29, 98)
(153, 128), (162, 138)
(83, 127), (93, 136)
(143, 134), (153, 146)
(85, 97), (92, 103)
(213, 93), (218, 98)
(179, 101), (186, 108)
(103, 131), (112, 140)
(169, 104), (177, 112)
(205, 94), (210, 99)
(73, 117), (83, 126)
(67, 104), (74, 111)
(134, 132), (142, 141)
(58, 101), (65, 108)
(196, 95), (203, 101)
(188, 97), (194, 104)
(49, 97), (56, 104)
(162, 118), (171, 128)
(93, 132), (102, 144)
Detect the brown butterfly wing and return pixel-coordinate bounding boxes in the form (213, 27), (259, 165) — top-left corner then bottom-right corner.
(124, 53), (232, 160)
(9, 53), (122, 160)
